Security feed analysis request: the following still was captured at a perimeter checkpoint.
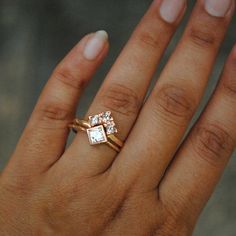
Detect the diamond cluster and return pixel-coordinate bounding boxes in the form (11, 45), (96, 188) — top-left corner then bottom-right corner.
(89, 111), (118, 135)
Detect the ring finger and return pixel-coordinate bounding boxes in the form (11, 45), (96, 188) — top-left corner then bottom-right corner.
(62, 0), (187, 175)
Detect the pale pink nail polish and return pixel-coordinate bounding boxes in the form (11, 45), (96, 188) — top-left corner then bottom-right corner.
(83, 30), (108, 61)
(204, 0), (232, 17)
(160, 0), (186, 23)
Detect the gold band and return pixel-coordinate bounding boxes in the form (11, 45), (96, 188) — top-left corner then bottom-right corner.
(69, 114), (123, 153)
(74, 119), (90, 128)
(108, 134), (123, 148)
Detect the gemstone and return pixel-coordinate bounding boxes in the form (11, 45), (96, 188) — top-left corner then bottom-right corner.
(101, 111), (113, 123)
(87, 125), (107, 145)
(104, 121), (118, 135)
(89, 115), (101, 127)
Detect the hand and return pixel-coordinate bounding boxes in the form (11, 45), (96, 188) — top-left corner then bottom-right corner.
(0, 0), (235, 235)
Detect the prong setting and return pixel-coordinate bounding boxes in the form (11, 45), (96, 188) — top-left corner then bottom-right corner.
(89, 114), (101, 127)
(104, 121), (118, 135)
(88, 111), (117, 135)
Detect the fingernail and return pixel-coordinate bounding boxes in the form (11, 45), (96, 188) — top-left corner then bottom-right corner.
(160, 0), (186, 23)
(204, 0), (232, 17)
(83, 30), (108, 60)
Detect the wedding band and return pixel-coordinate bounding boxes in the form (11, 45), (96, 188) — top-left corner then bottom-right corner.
(69, 111), (124, 152)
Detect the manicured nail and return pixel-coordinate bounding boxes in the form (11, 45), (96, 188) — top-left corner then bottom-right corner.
(204, 0), (232, 17)
(83, 30), (108, 60)
(160, 0), (186, 23)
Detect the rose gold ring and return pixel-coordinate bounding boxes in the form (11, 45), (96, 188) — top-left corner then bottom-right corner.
(69, 111), (124, 152)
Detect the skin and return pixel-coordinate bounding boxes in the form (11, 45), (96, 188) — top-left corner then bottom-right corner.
(0, 0), (235, 235)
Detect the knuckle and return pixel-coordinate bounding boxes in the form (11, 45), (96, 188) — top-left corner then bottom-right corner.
(37, 101), (72, 123)
(153, 221), (190, 236)
(105, 194), (128, 224)
(100, 83), (141, 116)
(135, 30), (160, 50)
(188, 25), (217, 49)
(222, 78), (236, 97)
(153, 84), (195, 125)
(152, 214), (191, 236)
(192, 124), (234, 166)
(96, 175), (130, 227)
(53, 67), (86, 91)
(152, 202), (192, 236)
(220, 57), (236, 97)
(39, 103), (71, 122)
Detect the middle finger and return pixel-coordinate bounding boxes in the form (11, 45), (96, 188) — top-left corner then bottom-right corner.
(112, 0), (235, 190)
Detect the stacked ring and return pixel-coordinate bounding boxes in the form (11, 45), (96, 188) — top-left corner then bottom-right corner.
(69, 111), (124, 152)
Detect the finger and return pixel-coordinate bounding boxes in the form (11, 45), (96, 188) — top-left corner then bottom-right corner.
(5, 31), (109, 176)
(159, 45), (236, 225)
(64, 0), (187, 176)
(112, 0), (235, 190)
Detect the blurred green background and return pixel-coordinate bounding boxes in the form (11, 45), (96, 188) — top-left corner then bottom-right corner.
(0, 0), (235, 235)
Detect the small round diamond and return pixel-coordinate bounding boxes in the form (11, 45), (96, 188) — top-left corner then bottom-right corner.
(89, 115), (101, 127)
(101, 111), (113, 123)
(105, 122), (118, 135)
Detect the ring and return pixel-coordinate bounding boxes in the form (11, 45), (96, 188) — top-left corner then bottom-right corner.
(69, 111), (124, 152)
